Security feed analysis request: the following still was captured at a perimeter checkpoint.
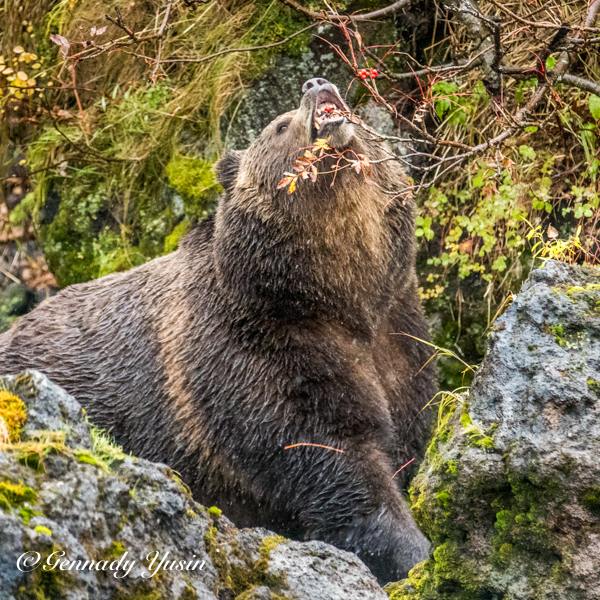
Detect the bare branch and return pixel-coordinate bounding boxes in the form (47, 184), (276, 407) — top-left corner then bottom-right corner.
(559, 72), (600, 96)
(279, 0), (412, 22)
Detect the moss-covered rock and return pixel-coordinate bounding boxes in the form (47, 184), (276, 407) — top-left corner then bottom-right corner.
(388, 261), (600, 599)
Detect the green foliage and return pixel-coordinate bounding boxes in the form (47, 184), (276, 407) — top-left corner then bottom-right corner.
(9, 0), (313, 286)
(589, 94), (600, 120)
(418, 77), (599, 385)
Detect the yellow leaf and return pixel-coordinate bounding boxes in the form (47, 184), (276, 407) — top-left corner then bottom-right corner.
(288, 178), (297, 194)
(13, 46), (24, 54)
(313, 138), (331, 151)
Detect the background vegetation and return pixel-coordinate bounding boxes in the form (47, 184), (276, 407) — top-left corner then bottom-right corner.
(1, 0), (598, 386)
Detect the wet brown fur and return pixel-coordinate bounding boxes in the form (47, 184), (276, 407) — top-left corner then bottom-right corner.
(0, 83), (436, 582)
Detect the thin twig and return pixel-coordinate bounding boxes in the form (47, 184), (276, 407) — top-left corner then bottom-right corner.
(283, 442), (345, 454)
(280, 0), (412, 22)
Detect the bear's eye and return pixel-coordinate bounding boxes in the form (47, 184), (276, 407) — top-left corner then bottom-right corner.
(276, 121), (289, 134)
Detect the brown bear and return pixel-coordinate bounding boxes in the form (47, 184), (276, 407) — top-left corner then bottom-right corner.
(0, 78), (436, 583)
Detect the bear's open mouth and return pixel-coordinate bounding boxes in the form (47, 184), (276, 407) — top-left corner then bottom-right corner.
(312, 88), (350, 134)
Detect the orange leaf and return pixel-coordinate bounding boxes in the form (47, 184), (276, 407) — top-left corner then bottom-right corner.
(276, 176), (293, 190)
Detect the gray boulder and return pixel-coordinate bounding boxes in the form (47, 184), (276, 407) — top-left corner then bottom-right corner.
(388, 260), (600, 599)
(0, 371), (386, 600)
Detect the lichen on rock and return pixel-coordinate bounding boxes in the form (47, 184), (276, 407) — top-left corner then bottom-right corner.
(387, 260), (600, 600)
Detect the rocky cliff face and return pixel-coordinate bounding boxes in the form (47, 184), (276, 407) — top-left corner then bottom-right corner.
(389, 260), (600, 599)
(0, 371), (386, 600)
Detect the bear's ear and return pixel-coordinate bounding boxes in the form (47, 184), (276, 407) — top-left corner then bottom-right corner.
(215, 150), (244, 193)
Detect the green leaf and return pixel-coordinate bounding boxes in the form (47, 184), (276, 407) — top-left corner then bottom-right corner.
(518, 145), (536, 161)
(589, 94), (600, 120)
(492, 256), (507, 272)
(545, 55), (557, 71)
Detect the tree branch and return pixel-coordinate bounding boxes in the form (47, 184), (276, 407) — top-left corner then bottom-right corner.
(559, 72), (600, 95)
(279, 0), (412, 22)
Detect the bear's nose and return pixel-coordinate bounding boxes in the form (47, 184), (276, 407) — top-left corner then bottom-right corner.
(302, 77), (329, 94)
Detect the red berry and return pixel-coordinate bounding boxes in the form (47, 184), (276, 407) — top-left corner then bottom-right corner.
(370, 68), (379, 78)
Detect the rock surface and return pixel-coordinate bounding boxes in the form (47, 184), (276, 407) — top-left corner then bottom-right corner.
(388, 260), (600, 599)
(0, 371), (386, 600)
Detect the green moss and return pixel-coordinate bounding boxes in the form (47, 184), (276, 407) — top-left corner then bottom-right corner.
(33, 525), (53, 537)
(586, 378), (600, 398)
(204, 525), (234, 591)
(563, 283), (600, 313)
(491, 478), (555, 557)
(258, 534), (285, 562)
(444, 460), (458, 476)
(460, 406), (495, 450)
(204, 524), (289, 598)
(74, 449), (110, 471)
(104, 540), (126, 560)
(385, 560), (428, 599)
(21, 544), (74, 600)
(19, 505), (43, 525)
(0, 480), (37, 511)
(494, 542), (514, 565)
(208, 505), (223, 519)
(434, 490), (451, 510)
(430, 542), (483, 592)
(164, 219), (191, 253)
(0, 390), (28, 442)
(165, 154), (221, 219)
(387, 545), (485, 599)
(581, 486), (600, 516)
(548, 324), (568, 347)
(546, 321), (586, 348)
(178, 582), (198, 600)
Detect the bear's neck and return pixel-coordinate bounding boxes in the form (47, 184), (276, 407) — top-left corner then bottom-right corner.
(212, 181), (414, 332)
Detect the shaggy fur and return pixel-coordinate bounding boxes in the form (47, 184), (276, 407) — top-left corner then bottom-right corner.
(0, 80), (436, 582)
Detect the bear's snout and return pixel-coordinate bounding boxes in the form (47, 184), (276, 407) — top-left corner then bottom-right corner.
(302, 77), (330, 93)
(302, 77), (354, 147)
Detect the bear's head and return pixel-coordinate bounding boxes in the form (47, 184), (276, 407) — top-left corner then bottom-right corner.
(216, 78), (358, 195)
(213, 78), (415, 325)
